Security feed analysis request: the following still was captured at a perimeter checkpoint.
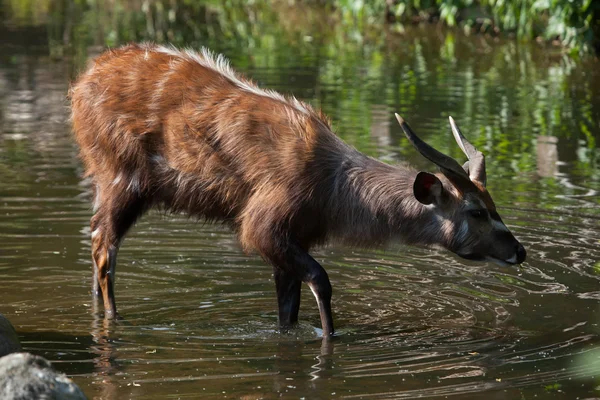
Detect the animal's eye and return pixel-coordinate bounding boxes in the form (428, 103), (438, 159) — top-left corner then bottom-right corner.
(469, 210), (486, 219)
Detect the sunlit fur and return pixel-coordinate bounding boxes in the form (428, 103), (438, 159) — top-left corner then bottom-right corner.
(69, 43), (522, 320)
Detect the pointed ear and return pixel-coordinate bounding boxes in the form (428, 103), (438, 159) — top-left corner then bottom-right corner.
(413, 172), (443, 205)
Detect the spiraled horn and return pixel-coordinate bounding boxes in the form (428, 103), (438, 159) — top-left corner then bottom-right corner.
(395, 113), (471, 185)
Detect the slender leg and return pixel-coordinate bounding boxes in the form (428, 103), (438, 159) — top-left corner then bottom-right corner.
(91, 185), (102, 298)
(90, 186), (146, 319)
(273, 267), (302, 330)
(92, 255), (101, 297)
(91, 214), (102, 298)
(239, 191), (334, 338)
(301, 255), (334, 337)
(91, 230), (117, 319)
(265, 244), (334, 337)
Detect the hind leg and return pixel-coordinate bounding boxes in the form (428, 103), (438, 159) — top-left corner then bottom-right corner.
(91, 185), (147, 319)
(91, 184), (102, 297)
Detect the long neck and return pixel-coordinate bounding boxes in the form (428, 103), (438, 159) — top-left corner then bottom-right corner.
(324, 150), (445, 247)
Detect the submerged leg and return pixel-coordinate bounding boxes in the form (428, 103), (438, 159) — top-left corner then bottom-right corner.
(263, 243), (334, 337)
(91, 230), (117, 318)
(240, 191), (334, 337)
(90, 186), (147, 319)
(273, 267), (302, 329)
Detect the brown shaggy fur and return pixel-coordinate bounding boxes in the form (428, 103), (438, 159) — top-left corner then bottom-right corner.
(70, 43), (524, 336)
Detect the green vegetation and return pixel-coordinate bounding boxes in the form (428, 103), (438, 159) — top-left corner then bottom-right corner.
(1, 0), (598, 202)
(2, 0), (599, 55)
(332, 0), (600, 56)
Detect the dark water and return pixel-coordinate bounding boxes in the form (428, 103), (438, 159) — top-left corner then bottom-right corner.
(1, 2), (600, 399)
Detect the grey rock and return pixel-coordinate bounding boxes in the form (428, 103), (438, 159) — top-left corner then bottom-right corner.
(0, 352), (87, 400)
(0, 314), (21, 357)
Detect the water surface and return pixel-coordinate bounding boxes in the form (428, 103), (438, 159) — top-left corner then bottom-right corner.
(1, 2), (599, 399)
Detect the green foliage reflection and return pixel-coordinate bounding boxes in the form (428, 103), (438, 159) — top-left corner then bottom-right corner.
(1, 0), (598, 205)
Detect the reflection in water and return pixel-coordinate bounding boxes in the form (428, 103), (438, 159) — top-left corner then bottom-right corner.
(370, 105), (392, 149)
(0, 1), (599, 399)
(89, 311), (119, 400)
(536, 135), (559, 178)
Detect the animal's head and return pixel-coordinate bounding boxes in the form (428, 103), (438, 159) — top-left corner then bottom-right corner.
(395, 114), (526, 266)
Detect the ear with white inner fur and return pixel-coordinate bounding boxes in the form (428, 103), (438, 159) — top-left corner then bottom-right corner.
(413, 171), (443, 205)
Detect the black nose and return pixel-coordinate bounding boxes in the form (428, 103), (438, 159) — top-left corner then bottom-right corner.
(516, 243), (527, 263)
